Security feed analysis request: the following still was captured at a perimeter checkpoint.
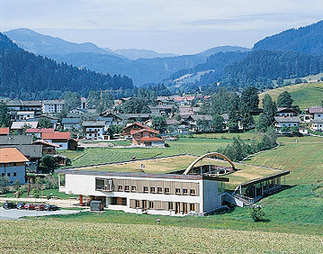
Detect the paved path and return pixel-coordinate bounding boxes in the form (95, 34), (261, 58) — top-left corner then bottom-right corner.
(0, 207), (81, 220)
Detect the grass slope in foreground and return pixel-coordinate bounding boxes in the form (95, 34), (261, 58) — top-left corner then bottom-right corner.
(0, 220), (322, 253)
(259, 82), (323, 109)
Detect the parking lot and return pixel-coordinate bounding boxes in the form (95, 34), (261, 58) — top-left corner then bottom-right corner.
(0, 207), (81, 220)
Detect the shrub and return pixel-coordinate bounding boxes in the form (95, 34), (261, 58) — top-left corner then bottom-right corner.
(250, 205), (265, 222)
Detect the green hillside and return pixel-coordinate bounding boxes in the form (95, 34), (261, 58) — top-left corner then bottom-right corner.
(259, 82), (323, 109)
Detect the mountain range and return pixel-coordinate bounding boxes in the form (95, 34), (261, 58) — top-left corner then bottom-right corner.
(4, 28), (249, 86)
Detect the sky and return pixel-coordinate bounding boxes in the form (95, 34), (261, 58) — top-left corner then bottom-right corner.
(0, 0), (322, 55)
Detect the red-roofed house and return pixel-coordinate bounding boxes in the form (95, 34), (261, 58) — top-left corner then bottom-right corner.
(25, 128), (55, 139)
(123, 123), (164, 147)
(0, 127), (9, 136)
(0, 147), (29, 184)
(42, 132), (77, 150)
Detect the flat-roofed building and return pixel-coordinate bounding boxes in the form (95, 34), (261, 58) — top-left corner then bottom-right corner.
(0, 148), (28, 184)
(58, 170), (228, 216)
(42, 100), (64, 114)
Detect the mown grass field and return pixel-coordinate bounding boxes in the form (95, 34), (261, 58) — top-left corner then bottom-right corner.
(59, 137), (236, 168)
(1, 220), (322, 254)
(259, 82), (323, 109)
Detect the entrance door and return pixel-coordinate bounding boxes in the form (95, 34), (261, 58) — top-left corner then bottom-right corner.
(175, 202), (180, 214)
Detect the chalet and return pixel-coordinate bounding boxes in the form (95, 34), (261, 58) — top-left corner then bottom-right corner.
(61, 118), (81, 130)
(274, 116), (301, 133)
(120, 113), (152, 122)
(33, 140), (59, 155)
(42, 132), (77, 150)
(122, 122), (164, 147)
(98, 112), (125, 127)
(308, 106), (323, 120)
(276, 107), (298, 117)
(0, 148), (28, 184)
(42, 100), (64, 113)
(311, 119), (323, 132)
(82, 121), (106, 140)
(149, 105), (173, 116)
(11, 121), (38, 134)
(6, 100), (42, 120)
(0, 127), (9, 136)
(25, 128), (55, 139)
(190, 115), (213, 132)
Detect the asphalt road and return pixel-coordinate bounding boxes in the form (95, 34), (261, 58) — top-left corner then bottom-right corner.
(0, 207), (80, 220)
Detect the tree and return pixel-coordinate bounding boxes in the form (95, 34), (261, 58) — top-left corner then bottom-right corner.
(277, 91), (293, 108)
(256, 113), (270, 132)
(241, 86), (259, 111)
(87, 91), (100, 109)
(262, 94), (277, 124)
(212, 114), (224, 133)
(64, 91), (81, 111)
(152, 116), (167, 133)
(240, 106), (254, 130)
(250, 205), (265, 222)
(39, 155), (58, 173)
(38, 117), (52, 128)
(0, 102), (10, 127)
(121, 98), (150, 113)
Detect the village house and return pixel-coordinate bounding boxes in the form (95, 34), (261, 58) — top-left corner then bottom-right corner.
(311, 119), (323, 132)
(308, 106), (323, 120)
(149, 105), (173, 116)
(98, 112), (125, 128)
(274, 116), (301, 133)
(120, 113), (152, 123)
(276, 107), (298, 117)
(6, 100), (42, 120)
(42, 132), (77, 150)
(122, 122), (164, 147)
(41, 100), (64, 114)
(0, 127), (9, 136)
(25, 128), (55, 139)
(16, 111), (35, 121)
(33, 140), (59, 155)
(11, 121), (38, 134)
(61, 117), (81, 131)
(0, 148), (29, 184)
(82, 121), (106, 140)
(190, 115), (213, 132)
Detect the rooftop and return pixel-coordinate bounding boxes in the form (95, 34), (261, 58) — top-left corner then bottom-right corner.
(11, 121), (38, 129)
(274, 116), (301, 123)
(0, 148), (29, 163)
(0, 135), (32, 145)
(82, 121), (106, 127)
(0, 128), (9, 135)
(25, 128), (55, 133)
(43, 132), (71, 140)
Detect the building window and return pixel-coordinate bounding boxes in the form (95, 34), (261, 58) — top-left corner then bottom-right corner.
(124, 185), (130, 192)
(95, 178), (113, 191)
(149, 201), (154, 209)
(1, 173), (5, 177)
(157, 187), (162, 194)
(118, 185), (123, 191)
(164, 187), (170, 194)
(175, 188), (181, 195)
(150, 187), (156, 193)
(13, 172), (17, 177)
(190, 189), (196, 196)
(168, 202), (173, 210)
(190, 203), (195, 212)
(183, 189), (188, 195)
(7, 173), (10, 177)
(143, 186), (148, 193)
(131, 186), (136, 192)
(135, 200), (140, 208)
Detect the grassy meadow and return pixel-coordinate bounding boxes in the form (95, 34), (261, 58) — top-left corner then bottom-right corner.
(258, 82), (323, 109)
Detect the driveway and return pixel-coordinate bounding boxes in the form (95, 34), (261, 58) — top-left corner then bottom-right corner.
(0, 207), (81, 220)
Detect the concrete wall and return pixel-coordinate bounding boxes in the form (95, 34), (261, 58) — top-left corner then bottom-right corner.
(202, 180), (220, 213)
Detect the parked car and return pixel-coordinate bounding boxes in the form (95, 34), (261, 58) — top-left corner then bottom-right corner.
(3, 202), (17, 210)
(44, 205), (59, 211)
(17, 203), (25, 210)
(35, 204), (45, 211)
(24, 203), (36, 210)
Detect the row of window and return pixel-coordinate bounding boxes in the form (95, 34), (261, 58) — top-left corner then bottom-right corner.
(1, 172), (17, 177)
(0, 163), (19, 167)
(133, 200), (196, 213)
(118, 185), (196, 196)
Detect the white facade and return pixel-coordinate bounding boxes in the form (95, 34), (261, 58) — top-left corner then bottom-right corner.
(84, 127), (105, 140)
(42, 100), (64, 113)
(0, 164), (26, 184)
(16, 111), (35, 120)
(60, 172), (225, 216)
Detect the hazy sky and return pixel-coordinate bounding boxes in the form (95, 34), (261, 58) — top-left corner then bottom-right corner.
(0, 0), (322, 54)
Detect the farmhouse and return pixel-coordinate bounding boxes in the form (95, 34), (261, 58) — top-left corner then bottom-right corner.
(42, 132), (77, 150)
(58, 153), (289, 216)
(0, 148), (28, 184)
(274, 116), (301, 133)
(276, 107), (298, 117)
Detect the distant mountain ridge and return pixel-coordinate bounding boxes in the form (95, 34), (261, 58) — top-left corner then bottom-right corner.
(114, 49), (177, 60)
(4, 28), (248, 86)
(253, 20), (323, 55)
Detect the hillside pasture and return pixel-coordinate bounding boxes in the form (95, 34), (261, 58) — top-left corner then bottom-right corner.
(259, 82), (323, 109)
